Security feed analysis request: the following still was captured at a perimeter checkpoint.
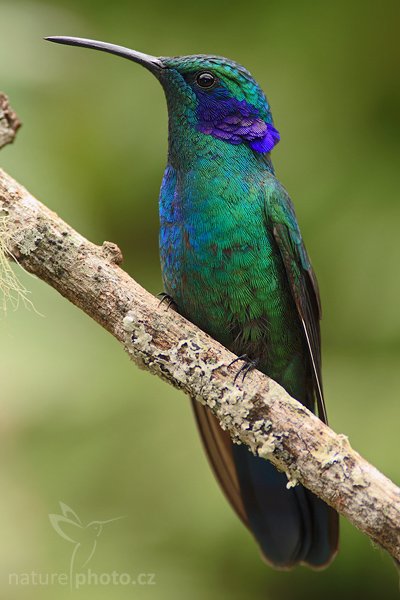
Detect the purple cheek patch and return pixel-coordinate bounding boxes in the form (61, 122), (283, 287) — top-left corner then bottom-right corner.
(249, 125), (280, 153)
(197, 95), (280, 154)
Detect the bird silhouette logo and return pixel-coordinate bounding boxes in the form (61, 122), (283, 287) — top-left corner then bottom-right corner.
(49, 502), (124, 586)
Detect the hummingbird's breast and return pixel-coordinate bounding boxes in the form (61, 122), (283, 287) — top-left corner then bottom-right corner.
(158, 161), (305, 381)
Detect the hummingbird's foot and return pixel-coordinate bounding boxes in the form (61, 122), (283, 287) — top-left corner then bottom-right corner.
(229, 354), (260, 384)
(157, 292), (178, 311)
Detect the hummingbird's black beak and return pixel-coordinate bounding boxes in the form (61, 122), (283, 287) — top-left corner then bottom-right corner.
(45, 36), (164, 75)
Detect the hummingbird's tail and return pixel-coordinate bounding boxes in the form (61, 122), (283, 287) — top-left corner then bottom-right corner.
(192, 400), (338, 568)
(231, 440), (338, 568)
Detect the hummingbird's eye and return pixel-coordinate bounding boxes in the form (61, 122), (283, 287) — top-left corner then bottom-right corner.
(195, 71), (216, 88)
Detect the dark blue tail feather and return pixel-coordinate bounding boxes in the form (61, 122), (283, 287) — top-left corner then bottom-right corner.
(232, 443), (338, 568)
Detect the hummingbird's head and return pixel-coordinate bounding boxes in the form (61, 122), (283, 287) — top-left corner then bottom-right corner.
(159, 55), (280, 154)
(45, 37), (280, 155)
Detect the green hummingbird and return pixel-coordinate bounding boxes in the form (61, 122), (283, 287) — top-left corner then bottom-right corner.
(46, 36), (339, 569)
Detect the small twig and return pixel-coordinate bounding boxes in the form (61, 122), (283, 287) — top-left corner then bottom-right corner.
(0, 93), (35, 313)
(0, 93), (21, 149)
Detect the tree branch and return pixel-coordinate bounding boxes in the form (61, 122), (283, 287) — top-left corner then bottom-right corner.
(1, 94), (399, 562)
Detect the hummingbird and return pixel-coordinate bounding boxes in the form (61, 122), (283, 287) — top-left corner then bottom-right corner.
(46, 36), (339, 569)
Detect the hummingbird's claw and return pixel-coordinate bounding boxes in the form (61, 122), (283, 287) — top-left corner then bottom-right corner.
(157, 292), (178, 311)
(229, 354), (260, 384)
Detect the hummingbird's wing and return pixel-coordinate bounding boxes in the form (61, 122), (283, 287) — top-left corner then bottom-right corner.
(266, 183), (327, 423)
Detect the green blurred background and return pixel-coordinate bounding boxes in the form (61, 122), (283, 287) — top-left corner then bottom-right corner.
(1, 0), (399, 598)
